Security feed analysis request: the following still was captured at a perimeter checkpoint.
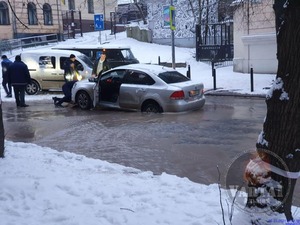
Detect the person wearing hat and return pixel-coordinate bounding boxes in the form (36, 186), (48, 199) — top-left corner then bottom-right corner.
(7, 55), (31, 107)
(92, 50), (110, 77)
(62, 54), (82, 82)
(1, 55), (13, 97)
(52, 53), (82, 107)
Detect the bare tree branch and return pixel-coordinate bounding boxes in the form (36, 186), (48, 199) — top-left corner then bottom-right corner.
(7, 0), (29, 29)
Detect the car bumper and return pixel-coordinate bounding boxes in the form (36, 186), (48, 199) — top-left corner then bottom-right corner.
(162, 96), (206, 112)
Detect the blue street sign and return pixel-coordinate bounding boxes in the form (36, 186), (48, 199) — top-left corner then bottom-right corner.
(94, 14), (104, 31)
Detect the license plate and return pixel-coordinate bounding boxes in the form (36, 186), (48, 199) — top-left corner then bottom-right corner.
(189, 90), (199, 97)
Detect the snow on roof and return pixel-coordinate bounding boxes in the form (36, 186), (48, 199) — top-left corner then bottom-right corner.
(53, 44), (132, 50)
(21, 49), (85, 56)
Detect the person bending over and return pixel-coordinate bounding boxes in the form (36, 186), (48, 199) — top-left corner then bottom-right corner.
(52, 80), (77, 107)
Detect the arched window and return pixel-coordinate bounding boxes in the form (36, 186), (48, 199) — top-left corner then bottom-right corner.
(28, 2), (37, 25)
(43, 4), (52, 25)
(0, 1), (10, 25)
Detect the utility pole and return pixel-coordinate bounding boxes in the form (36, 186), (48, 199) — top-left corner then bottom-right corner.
(170, 0), (175, 69)
(103, 0), (106, 26)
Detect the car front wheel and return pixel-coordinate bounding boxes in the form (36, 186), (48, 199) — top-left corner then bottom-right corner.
(25, 80), (39, 95)
(142, 101), (162, 113)
(76, 91), (92, 110)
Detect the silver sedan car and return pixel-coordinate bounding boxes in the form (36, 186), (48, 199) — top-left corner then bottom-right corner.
(71, 64), (205, 113)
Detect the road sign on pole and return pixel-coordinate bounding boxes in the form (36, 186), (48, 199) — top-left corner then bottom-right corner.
(94, 14), (104, 44)
(94, 14), (104, 31)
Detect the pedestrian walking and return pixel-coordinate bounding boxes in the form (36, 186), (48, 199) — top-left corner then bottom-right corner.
(1, 55), (13, 97)
(52, 80), (77, 107)
(7, 55), (31, 107)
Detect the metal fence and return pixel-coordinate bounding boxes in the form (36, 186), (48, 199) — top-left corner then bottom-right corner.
(0, 34), (59, 56)
(196, 22), (234, 63)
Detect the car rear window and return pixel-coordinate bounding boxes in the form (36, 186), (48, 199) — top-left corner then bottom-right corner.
(158, 71), (190, 84)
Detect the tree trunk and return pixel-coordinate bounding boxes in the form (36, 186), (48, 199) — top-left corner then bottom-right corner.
(133, 1), (147, 25)
(250, 0), (300, 221)
(0, 102), (5, 158)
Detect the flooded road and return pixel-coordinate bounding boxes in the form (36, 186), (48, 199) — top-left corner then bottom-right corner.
(4, 95), (300, 205)
(2, 96), (265, 183)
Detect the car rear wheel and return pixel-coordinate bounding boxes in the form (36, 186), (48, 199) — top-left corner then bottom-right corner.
(142, 101), (162, 113)
(76, 91), (92, 110)
(25, 80), (39, 95)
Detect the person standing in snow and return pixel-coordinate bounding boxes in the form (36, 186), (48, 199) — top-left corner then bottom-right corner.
(1, 55), (13, 97)
(7, 55), (31, 107)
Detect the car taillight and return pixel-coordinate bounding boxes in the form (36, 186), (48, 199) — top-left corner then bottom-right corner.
(170, 90), (185, 100)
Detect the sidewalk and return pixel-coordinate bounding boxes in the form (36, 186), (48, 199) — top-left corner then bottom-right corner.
(204, 88), (268, 98)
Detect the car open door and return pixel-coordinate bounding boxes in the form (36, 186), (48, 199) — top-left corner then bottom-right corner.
(98, 69), (127, 103)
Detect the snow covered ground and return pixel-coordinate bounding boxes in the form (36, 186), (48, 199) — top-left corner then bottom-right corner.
(1, 30), (297, 225)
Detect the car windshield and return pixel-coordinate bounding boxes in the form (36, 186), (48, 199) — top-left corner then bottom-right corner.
(158, 71), (190, 84)
(121, 49), (135, 60)
(78, 54), (94, 68)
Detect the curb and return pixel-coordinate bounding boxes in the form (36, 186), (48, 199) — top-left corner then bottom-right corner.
(204, 89), (266, 98)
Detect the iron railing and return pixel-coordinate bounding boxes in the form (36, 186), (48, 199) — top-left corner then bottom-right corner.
(0, 34), (58, 55)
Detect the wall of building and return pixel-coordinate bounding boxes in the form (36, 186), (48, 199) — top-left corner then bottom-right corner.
(0, 25), (13, 40)
(61, 0), (117, 33)
(0, 0), (117, 40)
(0, 0), (61, 39)
(233, 0), (277, 74)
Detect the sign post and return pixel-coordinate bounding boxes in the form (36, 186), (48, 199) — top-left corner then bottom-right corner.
(170, 4), (175, 68)
(163, 3), (176, 69)
(94, 14), (104, 44)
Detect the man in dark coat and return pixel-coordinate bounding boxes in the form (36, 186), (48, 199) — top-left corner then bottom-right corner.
(7, 55), (31, 107)
(63, 54), (82, 82)
(92, 51), (110, 77)
(1, 55), (13, 97)
(52, 80), (77, 107)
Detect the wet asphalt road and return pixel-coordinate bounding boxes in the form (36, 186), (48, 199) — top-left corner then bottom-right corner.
(2, 95), (300, 206)
(2, 95), (265, 182)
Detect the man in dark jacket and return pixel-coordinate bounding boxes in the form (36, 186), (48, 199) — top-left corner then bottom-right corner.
(7, 55), (31, 107)
(63, 54), (82, 82)
(92, 51), (110, 77)
(52, 80), (77, 107)
(1, 55), (13, 97)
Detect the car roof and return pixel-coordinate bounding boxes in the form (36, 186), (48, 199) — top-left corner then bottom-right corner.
(110, 63), (176, 75)
(21, 49), (85, 56)
(53, 44), (132, 50)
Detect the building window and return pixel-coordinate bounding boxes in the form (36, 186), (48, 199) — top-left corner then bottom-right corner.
(88, 0), (94, 14)
(28, 2), (38, 25)
(43, 4), (53, 25)
(68, 0), (75, 10)
(0, 1), (10, 25)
